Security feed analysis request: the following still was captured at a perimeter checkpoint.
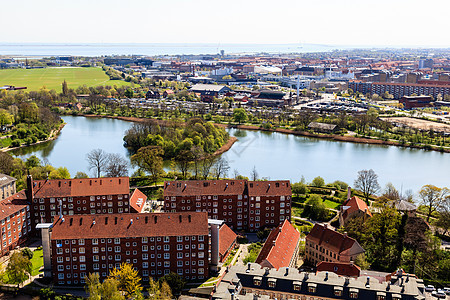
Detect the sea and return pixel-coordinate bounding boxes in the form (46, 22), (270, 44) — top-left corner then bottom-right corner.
(0, 43), (349, 57)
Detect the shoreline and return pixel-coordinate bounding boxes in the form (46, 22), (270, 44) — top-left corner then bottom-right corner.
(78, 114), (450, 154)
(1, 123), (66, 153)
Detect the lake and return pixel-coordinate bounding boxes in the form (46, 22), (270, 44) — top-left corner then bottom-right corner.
(12, 115), (450, 193)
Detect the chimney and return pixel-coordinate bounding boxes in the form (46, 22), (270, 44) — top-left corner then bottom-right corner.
(325, 272), (328, 281)
(365, 276), (370, 288)
(264, 268), (270, 275)
(59, 199), (63, 219)
(344, 278), (349, 285)
(26, 175), (33, 202)
(347, 186), (351, 200)
(285, 268), (289, 276)
(344, 232), (348, 237)
(247, 263), (251, 270)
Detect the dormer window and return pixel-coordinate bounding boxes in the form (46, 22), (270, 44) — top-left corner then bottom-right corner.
(268, 278), (276, 288)
(334, 286), (343, 297)
(349, 288), (359, 299)
(376, 292), (386, 300)
(253, 276), (262, 286)
(293, 281), (301, 291)
(308, 283), (317, 293)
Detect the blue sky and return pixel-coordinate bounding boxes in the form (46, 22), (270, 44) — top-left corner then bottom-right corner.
(2, 0), (449, 47)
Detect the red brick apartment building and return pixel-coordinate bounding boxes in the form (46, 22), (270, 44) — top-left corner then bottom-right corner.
(305, 224), (364, 266)
(163, 180), (292, 231)
(46, 212), (209, 285)
(0, 191), (32, 256)
(27, 176), (146, 225)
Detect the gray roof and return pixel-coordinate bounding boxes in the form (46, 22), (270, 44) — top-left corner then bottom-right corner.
(0, 174), (16, 187)
(394, 200), (417, 211)
(190, 84), (229, 93)
(308, 122), (337, 131)
(213, 263), (425, 300)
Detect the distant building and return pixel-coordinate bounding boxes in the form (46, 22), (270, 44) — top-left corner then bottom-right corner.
(393, 200), (417, 217)
(213, 263), (426, 300)
(146, 90), (161, 99)
(399, 95), (433, 109)
(308, 122), (338, 134)
(339, 194), (372, 227)
(255, 220), (301, 269)
(190, 84), (230, 96)
(305, 224), (364, 266)
(0, 174), (16, 201)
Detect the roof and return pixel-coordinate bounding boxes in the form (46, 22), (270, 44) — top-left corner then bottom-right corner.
(51, 212), (209, 240)
(394, 200), (416, 211)
(190, 84), (229, 93)
(31, 177), (129, 198)
(317, 261), (361, 277)
(247, 181), (291, 197)
(255, 220), (300, 269)
(341, 196), (372, 220)
(129, 188), (147, 213)
(164, 180), (247, 197)
(308, 122), (337, 131)
(306, 224), (362, 255)
(0, 174), (16, 187)
(0, 190), (28, 221)
(219, 224), (237, 257)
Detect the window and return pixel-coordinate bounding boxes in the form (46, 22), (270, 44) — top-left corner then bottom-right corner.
(57, 257), (63, 263)
(92, 239), (98, 245)
(143, 262), (148, 268)
(80, 256), (85, 262)
(142, 254), (148, 260)
(198, 236), (204, 242)
(142, 237), (148, 243)
(114, 238), (120, 244)
(115, 246), (121, 252)
(142, 245), (148, 251)
(164, 245), (170, 251)
(79, 247), (85, 254)
(164, 236), (169, 243)
(93, 247), (99, 253)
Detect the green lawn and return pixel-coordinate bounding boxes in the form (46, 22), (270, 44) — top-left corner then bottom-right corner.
(30, 248), (44, 276)
(322, 199), (341, 210)
(0, 67), (133, 92)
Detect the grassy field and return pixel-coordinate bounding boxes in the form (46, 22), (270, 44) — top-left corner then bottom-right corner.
(0, 67), (133, 92)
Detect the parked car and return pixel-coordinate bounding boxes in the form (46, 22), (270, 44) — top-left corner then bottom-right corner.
(432, 289), (446, 299)
(425, 285), (435, 292)
(443, 287), (450, 295)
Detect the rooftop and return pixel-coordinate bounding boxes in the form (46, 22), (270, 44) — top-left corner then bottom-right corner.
(219, 224), (238, 258)
(0, 190), (28, 221)
(51, 212), (209, 240)
(0, 174), (16, 186)
(306, 224), (363, 255)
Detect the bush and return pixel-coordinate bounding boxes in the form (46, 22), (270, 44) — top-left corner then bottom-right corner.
(332, 180), (348, 191)
(10, 139), (21, 147)
(311, 176), (325, 187)
(21, 247), (33, 260)
(292, 182), (308, 195)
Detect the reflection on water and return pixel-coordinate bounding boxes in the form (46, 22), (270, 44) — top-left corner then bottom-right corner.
(11, 116), (450, 193)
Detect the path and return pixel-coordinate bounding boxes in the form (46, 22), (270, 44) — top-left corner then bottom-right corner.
(237, 244), (249, 265)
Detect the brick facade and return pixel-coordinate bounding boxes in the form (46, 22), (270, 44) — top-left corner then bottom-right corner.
(50, 212), (209, 285)
(163, 180), (292, 232)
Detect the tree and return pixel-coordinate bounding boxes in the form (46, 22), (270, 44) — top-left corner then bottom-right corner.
(212, 157), (230, 180)
(175, 149), (194, 179)
(124, 88), (134, 98)
(158, 272), (185, 295)
(190, 145), (205, 179)
(131, 146), (164, 185)
(418, 185), (449, 222)
(382, 182), (400, 201)
(200, 155), (216, 180)
(86, 149), (108, 178)
(106, 153), (129, 177)
(148, 278), (172, 300)
(25, 155), (41, 170)
(21, 248), (33, 260)
(74, 171), (89, 179)
(0, 152), (15, 175)
(86, 273), (124, 300)
(311, 176), (325, 188)
(85, 272), (101, 300)
(5, 252), (32, 289)
(62, 80), (69, 96)
(292, 181), (307, 195)
(233, 108), (248, 125)
(108, 263), (142, 299)
(354, 169), (380, 203)
(250, 165), (259, 181)
(0, 108), (14, 126)
(363, 205), (400, 271)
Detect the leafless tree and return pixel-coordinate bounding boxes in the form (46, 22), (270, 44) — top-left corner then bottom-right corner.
(212, 157), (230, 180)
(250, 166), (259, 181)
(86, 149), (108, 178)
(354, 169), (380, 203)
(200, 156), (216, 180)
(105, 153), (129, 177)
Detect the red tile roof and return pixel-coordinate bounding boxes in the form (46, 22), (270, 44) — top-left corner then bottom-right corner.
(255, 220), (300, 269)
(219, 224), (237, 258)
(51, 212), (209, 240)
(342, 196), (372, 221)
(317, 261), (361, 277)
(0, 190), (28, 221)
(164, 180), (247, 196)
(248, 181), (291, 197)
(307, 224), (360, 255)
(31, 177), (129, 198)
(129, 189), (147, 213)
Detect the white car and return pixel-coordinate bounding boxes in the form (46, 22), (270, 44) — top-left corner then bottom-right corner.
(432, 290), (446, 299)
(425, 285), (435, 292)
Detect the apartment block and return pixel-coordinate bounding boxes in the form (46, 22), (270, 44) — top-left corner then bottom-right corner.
(163, 180), (292, 231)
(46, 212), (209, 285)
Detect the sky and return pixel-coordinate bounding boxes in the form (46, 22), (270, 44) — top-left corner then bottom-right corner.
(1, 0), (449, 47)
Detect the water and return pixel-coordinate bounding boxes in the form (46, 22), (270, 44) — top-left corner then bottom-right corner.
(11, 116), (450, 193)
(0, 43), (341, 57)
